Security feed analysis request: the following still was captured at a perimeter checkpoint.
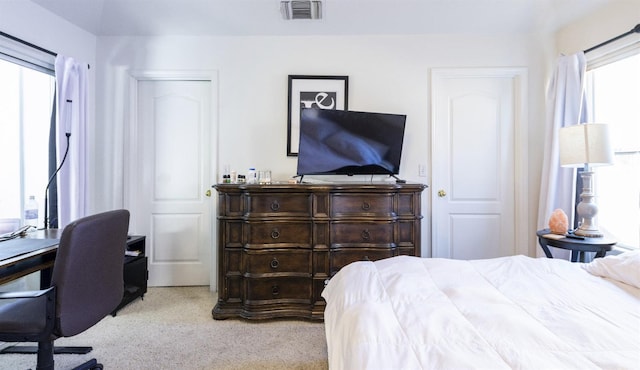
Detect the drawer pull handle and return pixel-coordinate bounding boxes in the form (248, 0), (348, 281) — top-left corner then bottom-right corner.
(361, 201), (371, 211)
(270, 258), (280, 269)
(271, 285), (280, 296)
(361, 229), (370, 241)
(270, 200), (280, 211)
(271, 229), (280, 239)
(363, 255), (370, 261)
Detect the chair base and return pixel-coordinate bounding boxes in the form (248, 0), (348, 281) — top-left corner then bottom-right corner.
(0, 345), (92, 355)
(71, 358), (103, 370)
(0, 346), (101, 370)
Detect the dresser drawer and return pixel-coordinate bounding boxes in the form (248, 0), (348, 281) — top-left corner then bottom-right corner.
(244, 249), (312, 276)
(247, 221), (312, 247)
(245, 277), (311, 304)
(218, 192), (244, 217)
(331, 221), (394, 245)
(247, 193), (312, 216)
(397, 191), (419, 217)
(331, 193), (395, 217)
(330, 248), (396, 274)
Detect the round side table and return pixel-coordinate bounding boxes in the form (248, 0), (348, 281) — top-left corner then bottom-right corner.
(536, 229), (616, 263)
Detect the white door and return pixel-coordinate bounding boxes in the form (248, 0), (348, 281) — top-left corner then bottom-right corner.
(431, 68), (528, 259)
(131, 78), (214, 286)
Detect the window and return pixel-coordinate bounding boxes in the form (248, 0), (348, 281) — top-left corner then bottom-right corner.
(586, 50), (640, 249)
(0, 39), (55, 231)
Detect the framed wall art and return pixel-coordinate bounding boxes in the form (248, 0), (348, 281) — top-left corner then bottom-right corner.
(287, 75), (349, 156)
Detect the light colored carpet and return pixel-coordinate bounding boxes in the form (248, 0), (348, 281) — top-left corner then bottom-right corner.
(0, 287), (329, 370)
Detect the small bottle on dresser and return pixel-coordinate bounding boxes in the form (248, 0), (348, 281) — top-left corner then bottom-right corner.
(247, 168), (257, 184)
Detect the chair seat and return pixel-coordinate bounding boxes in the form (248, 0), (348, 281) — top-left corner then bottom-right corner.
(0, 292), (51, 338)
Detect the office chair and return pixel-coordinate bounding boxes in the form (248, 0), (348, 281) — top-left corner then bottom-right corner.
(0, 209), (130, 370)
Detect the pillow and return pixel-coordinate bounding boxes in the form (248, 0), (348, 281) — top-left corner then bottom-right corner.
(582, 250), (640, 288)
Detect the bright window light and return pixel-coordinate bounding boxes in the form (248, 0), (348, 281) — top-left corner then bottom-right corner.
(0, 58), (54, 229)
(588, 52), (640, 249)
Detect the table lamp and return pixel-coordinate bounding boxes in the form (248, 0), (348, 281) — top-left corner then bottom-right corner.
(559, 123), (613, 237)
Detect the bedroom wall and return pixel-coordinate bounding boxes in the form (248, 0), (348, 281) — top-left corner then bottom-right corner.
(82, 4), (638, 261)
(532, 2), (638, 258)
(0, 1), (562, 259)
(95, 33), (550, 257)
(0, 1), (96, 291)
(0, 1), (98, 216)
(0, 2), (96, 63)
(0, 0), (627, 283)
(555, 1), (640, 55)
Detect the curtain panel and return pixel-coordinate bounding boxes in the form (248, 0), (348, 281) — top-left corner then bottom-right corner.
(54, 55), (88, 228)
(536, 52), (589, 258)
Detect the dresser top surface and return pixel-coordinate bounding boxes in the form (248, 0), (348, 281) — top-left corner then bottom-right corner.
(214, 182), (427, 192)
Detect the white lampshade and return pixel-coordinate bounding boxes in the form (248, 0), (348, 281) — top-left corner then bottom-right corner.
(559, 123), (614, 167)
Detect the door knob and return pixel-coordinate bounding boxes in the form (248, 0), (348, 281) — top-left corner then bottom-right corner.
(205, 189), (211, 197)
(437, 189), (446, 197)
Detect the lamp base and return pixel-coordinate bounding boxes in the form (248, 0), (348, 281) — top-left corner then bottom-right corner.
(574, 227), (603, 238)
(574, 169), (604, 238)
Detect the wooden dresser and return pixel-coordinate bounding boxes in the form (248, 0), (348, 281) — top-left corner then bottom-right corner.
(212, 182), (426, 320)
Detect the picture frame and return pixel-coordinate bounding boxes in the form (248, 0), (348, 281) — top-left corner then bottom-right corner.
(287, 75), (349, 156)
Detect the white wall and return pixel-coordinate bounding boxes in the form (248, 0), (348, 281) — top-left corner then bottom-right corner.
(531, 2), (639, 257)
(0, 2), (96, 61)
(95, 33), (550, 256)
(555, 2), (640, 55)
(15, 0), (627, 259)
(0, 1), (98, 212)
(0, 1), (96, 290)
(0, 0), (630, 284)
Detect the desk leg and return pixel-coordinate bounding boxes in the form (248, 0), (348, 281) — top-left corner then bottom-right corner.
(40, 266), (53, 289)
(537, 238), (553, 258)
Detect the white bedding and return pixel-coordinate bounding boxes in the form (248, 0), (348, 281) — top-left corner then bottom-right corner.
(322, 254), (640, 370)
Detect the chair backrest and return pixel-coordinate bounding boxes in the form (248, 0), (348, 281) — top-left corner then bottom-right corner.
(51, 209), (130, 337)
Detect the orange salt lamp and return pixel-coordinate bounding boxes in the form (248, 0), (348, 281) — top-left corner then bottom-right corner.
(548, 208), (569, 235)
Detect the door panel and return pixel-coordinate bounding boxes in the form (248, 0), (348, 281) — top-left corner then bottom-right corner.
(432, 68), (527, 259)
(153, 94), (201, 200)
(451, 94), (501, 200)
(136, 80), (212, 286)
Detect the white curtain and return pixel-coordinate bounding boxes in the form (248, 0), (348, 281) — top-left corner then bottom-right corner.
(54, 55), (88, 228)
(536, 52), (589, 257)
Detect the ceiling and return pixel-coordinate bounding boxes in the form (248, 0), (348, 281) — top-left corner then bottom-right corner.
(29, 0), (615, 37)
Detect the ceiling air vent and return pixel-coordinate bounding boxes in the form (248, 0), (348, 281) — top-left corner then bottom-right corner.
(280, 1), (322, 20)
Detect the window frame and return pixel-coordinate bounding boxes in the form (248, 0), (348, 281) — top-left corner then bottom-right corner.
(584, 38), (640, 250)
(0, 34), (56, 230)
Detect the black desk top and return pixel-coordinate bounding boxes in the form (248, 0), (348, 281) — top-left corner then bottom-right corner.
(0, 229), (61, 263)
(0, 238), (59, 262)
(0, 229), (61, 285)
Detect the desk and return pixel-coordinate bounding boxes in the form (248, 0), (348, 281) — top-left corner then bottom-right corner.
(536, 229), (616, 262)
(0, 230), (147, 355)
(1, 231), (147, 314)
(0, 229), (60, 287)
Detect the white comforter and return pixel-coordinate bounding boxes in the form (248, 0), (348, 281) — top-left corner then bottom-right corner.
(322, 254), (640, 370)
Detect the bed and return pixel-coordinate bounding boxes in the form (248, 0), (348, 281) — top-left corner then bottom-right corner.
(321, 252), (640, 369)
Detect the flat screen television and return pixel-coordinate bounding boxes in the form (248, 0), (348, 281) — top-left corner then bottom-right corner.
(296, 108), (407, 177)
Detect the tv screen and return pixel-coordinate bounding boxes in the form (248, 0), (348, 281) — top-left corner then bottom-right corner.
(296, 108), (406, 176)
